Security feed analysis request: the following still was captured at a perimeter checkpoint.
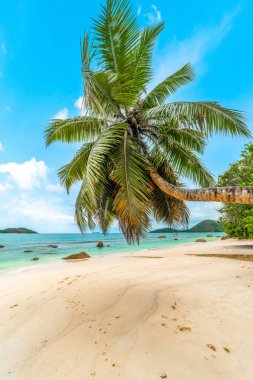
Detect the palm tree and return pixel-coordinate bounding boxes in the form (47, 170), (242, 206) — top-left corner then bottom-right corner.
(45, 0), (253, 243)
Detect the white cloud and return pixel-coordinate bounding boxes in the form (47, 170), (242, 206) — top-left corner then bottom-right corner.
(0, 183), (11, 192)
(144, 4), (162, 24)
(151, 5), (161, 22)
(137, 5), (142, 16)
(74, 96), (87, 116)
(45, 183), (64, 193)
(74, 96), (83, 111)
(187, 202), (220, 226)
(1, 43), (6, 54)
(53, 108), (68, 120)
(0, 142), (4, 152)
(9, 198), (73, 224)
(152, 8), (239, 89)
(0, 158), (49, 190)
(0, 195), (74, 232)
(0, 157), (76, 232)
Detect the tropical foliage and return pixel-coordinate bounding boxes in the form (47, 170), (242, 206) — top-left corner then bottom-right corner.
(218, 144), (253, 239)
(45, 0), (251, 243)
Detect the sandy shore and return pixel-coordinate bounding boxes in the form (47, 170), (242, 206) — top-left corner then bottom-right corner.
(0, 238), (253, 380)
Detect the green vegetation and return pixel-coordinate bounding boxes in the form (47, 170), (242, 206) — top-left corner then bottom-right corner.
(185, 219), (224, 232)
(218, 144), (253, 239)
(150, 227), (177, 233)
(45, 0), (250, 244)
(151, 219), (224, 233)
(0, 228), (37, 234)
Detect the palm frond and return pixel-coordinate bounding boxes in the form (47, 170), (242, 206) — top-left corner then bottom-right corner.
(97, 179), (117, 234)
(153, 187), (189, 227)
(156, 126), (206, 154)
(145, 101), (251, 137)
(149, 157), (189, 227)
(152, 137), (214, 187)
(142, 63), (194, 109)
(127, 22), (165, 100)
(111, 132), (153, 243)
(92, 0), (139, 75)
(58, 142), (94, 192)
(85, 123), (126, 203)
(75, 181), (96, 232)
(45, 117), (105, 146)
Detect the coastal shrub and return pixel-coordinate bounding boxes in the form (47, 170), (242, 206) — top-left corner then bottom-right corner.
(218, 144), (253, 239)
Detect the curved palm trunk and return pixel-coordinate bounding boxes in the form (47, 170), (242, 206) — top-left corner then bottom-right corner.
(150, 170), (253, 205)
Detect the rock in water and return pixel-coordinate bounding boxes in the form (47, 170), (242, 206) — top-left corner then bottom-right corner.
(62, 252), (91, 260)
(0, 244), (5, 248)
(206, 234), (213, 237)
(24, 250), (33, 253)
(158, 236), (167, 239)
(96, 241), (104, 248)
(221, 236), (230, 240)
(47, 245), (58, 248)
(195, 238), (207, 242)
(32, 257), (39, 261)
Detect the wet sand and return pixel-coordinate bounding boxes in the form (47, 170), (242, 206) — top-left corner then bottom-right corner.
(0, 238), (253, 380)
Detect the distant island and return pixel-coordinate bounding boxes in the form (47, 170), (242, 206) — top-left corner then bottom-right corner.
(0, 228), (37, 234)
(150, 219), (224, 233)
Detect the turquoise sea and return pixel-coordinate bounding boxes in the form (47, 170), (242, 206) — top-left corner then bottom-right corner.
(0, 232), (223, 271)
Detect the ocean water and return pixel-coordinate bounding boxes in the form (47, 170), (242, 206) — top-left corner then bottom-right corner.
(0, 232), (223, 271)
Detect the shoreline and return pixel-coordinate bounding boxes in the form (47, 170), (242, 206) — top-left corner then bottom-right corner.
(1, 238), (253, 379)
(0, 233), (223, 274)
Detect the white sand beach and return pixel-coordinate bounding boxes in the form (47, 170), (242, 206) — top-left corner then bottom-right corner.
(1, 238), (253, 380)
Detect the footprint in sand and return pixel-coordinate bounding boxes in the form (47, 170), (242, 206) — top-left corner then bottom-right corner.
(178, 326), (191, 332)
(171, 305), (176, 310)
(161, 315), (168, 319)
(160, 373), (167, 379)
(10, 304), (18, 309)
(223, 347), (230, 353)
(161, 323), (167, 327)
(206, 344), (216, 352)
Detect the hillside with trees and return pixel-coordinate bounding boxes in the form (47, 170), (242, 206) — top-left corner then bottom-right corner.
(218, 144), (253, 239)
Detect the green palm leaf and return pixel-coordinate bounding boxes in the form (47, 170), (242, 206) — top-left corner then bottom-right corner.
(127, 23), (165, 100)
(85, 123), (126, 203)
(145, 101), (250, 137)
(92, 0), (138, 75)
(142, 63), (195, 109)
(58, 142), (94, 192)
(96, 179), (117, 234)
(75, 181), (96, 231)
(45, 117), (105, 146)
(157, 126), (206, 154)
(111, 133), (152, 243)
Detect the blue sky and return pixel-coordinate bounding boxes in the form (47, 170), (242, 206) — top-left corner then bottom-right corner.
(0, 0), (252, 232)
